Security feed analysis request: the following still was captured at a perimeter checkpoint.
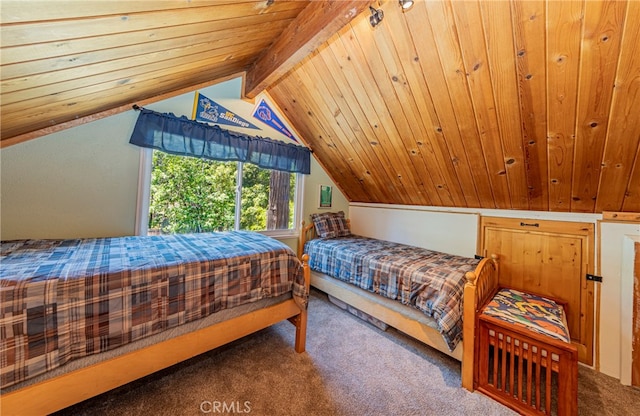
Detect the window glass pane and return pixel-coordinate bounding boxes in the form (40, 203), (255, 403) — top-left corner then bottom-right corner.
(240, 165), (295, 231)
(149, 151), (236, 234)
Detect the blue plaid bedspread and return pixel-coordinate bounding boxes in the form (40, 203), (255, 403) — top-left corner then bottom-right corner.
(305, 235), (479, 350)
(0, 231), (307, 389)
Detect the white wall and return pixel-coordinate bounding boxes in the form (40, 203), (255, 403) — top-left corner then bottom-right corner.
(350, 205), (478, 257)
(0, 113), (140, 239)
(302, 157), (350, 225)
(600, 222), (640, 383)
(349, 202), (638, 381)
(0, 76), (346, 241)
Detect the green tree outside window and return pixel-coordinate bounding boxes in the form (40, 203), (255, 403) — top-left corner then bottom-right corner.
(149, 152), (295, 234)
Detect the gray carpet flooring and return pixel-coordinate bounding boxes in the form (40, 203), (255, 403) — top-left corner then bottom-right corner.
(54, 290), (640, 416)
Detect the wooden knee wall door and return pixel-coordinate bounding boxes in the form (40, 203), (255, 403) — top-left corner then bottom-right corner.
(479, 216), (595, 365)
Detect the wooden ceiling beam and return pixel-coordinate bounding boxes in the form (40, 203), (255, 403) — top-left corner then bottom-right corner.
(244, 0), (369, 99)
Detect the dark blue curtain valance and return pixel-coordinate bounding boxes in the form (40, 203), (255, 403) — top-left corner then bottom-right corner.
(129, 108), (311, 174)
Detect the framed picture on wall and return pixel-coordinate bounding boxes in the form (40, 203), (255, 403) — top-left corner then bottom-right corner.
(319, 185), (333, 208)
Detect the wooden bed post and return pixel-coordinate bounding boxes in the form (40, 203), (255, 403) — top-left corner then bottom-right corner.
(298, 220), (306, 258)
(293, 254), (311, 353)
(461, 254), (499, 391)
(298, 220), (315, 258)
(462, 271), (479, 391)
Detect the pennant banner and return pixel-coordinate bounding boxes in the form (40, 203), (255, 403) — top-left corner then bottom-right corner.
(252, 99), (298, 143)
(193, 92), (259, 129)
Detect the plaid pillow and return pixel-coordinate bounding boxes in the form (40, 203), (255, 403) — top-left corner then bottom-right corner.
(311, 211), (350, 238)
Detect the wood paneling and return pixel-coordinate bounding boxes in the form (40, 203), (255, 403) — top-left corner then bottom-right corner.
(450, 0), (512, 209)
(1, 0), (362, 145)
(268, 0), (640, 214)
(2, 0), (639, 214)
(572, 0), (627, 212)
(480, 0), (530, 210)
(598, 1), (640, 213)
(547, 0), (583, 212)
(431, 3), (493, 208)
(512, 0), (549, 211)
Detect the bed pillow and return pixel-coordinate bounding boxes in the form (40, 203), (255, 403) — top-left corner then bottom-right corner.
(311, 211), (351, 238)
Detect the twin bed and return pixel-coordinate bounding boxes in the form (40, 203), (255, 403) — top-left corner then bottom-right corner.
(0, 231), (310, 415)
(298, 211), (500, 391)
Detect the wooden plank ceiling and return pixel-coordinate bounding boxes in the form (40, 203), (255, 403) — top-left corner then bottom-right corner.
(2, 0), (639, 214)
(0, 0), (368, 144)
(269, 0), (640, 213)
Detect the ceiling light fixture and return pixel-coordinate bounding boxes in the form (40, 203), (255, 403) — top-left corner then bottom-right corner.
(399, 0), (414, 11)
(369, 5), (384, 27)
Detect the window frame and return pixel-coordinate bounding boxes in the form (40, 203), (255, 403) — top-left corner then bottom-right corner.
(135, 148), (304, 238)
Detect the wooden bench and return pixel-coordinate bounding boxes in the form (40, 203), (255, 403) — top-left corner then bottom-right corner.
(475, 288), (578, 416)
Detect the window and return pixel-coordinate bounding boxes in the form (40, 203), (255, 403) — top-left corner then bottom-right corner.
(136, 149), (302, 237)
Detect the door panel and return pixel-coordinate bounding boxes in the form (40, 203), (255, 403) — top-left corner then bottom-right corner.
(480, 217), (594, 364)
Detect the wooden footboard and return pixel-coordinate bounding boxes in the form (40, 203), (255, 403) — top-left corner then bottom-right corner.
(461, 254), (500, 391)
(0, 258), (311, 416)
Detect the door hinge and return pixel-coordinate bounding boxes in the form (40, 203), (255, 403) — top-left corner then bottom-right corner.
(586, 273), (603, 282)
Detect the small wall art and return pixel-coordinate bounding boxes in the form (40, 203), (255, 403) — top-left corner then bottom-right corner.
(319, 185), (333, 208)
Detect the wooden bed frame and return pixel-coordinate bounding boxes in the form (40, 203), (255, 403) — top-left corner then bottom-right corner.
(298, 221), (499, 391)
(0, 257), (310, 416)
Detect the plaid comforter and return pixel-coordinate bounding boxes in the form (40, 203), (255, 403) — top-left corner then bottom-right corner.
(0, 231), (307, 389)
(305, 235), (479, 350)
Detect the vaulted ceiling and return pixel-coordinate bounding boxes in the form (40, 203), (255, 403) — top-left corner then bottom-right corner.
(2, 0), (639, 213)
(269, 0), (640, 213)
(0, 0), (367, 143)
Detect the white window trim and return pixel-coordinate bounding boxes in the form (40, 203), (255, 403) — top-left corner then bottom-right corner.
(234, 161), (243, 230)
(135, 148), (153, 236)
(260, 172), (304, 239)
(135, 149), (304, 238)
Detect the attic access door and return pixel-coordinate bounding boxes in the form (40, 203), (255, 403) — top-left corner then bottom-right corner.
(479, 217), (595, 365)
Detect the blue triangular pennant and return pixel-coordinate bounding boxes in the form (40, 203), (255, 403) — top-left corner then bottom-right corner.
(252, 99), (299, 143)
(193, 92), (259, 129)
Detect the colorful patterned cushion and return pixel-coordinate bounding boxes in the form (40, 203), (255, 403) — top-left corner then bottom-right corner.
(311, 211), (350, 239)
(481, 288), (571, 343)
